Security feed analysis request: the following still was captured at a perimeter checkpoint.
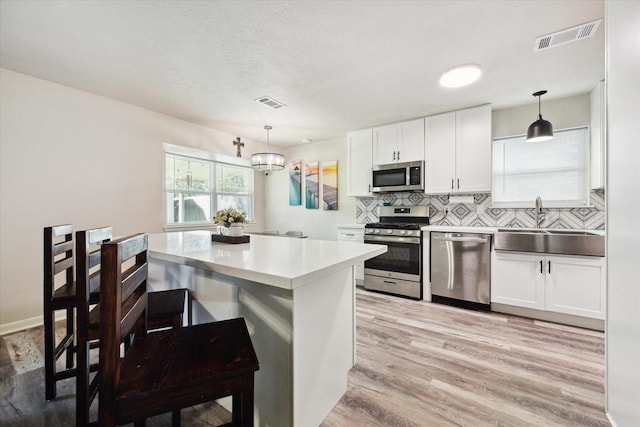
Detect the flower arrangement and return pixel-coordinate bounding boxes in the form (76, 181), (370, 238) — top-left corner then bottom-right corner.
(214, 208), (247, 228)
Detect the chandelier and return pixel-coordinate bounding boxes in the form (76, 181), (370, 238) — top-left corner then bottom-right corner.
(251, 125), (285, 171)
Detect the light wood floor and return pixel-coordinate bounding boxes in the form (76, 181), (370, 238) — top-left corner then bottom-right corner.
(1, 288), (608, 426)
(322, 289), (608, 427)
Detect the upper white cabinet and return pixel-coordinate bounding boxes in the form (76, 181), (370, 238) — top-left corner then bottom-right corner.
(346, 128), (373, 196)
(590, 80), (606, 189)
(425, 104), (492, 194)
(373, 118), (425, 164)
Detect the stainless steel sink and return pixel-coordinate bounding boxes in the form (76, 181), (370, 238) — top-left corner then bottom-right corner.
(495, 229), (604, 257)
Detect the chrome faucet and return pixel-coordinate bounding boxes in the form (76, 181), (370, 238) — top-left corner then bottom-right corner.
(535, 196), (545, 228)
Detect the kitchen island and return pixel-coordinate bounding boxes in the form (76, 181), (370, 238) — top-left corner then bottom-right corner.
(147, 231), (386, 427)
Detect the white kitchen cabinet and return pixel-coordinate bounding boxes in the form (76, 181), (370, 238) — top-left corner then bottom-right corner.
(346, 129), (373, 196)
(337, 226), (365, 284)
(424, 104), (491, 194)
(545, 255), (606, 319)
(372, 118), (424, 164)
(491, 252), (546, 310)
(492, 251), (605, 320)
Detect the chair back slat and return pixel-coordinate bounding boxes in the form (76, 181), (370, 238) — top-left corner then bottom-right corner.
(121, 262), (148, 304)
(53, 239), (74, 256)
(53, 256), (74, 275)
(99, 233), (149, 416)
(88, 250), (101, 270)
(52, 224), (73, 238)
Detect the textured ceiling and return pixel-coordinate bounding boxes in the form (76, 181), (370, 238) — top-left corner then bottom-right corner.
(0, 0), (605, 148)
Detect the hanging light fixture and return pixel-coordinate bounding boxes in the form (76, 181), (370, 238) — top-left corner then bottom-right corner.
(251, 125), (285, 171)
(527, 90), (554, 142)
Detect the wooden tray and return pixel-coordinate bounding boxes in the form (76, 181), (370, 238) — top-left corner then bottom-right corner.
(211, 234), (250, 244)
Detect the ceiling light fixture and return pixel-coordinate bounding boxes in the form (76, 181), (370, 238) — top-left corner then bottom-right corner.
(439, 64), (482, 88)
(251, 125), (285, 172)
(526, 90), (554, 142)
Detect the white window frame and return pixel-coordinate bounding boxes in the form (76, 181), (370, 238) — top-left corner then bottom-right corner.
(163, 143), (254, 230)
(491, 127), (591, 208)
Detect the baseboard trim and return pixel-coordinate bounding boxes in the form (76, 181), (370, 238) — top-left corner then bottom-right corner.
(0, 312), (66, 336)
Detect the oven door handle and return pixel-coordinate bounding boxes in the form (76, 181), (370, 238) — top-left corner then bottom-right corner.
(364, 235), (420, 244)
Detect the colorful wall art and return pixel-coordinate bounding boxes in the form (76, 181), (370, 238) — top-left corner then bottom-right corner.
(289, 160), (302, 206)
(305, 161), (319, 209)
(322, 161), (338, 210)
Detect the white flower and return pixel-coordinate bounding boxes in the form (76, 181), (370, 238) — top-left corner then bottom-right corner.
(214, 208), (247, 227)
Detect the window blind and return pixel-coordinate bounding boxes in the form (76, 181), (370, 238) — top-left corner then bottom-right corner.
(492, 127), (589, 207)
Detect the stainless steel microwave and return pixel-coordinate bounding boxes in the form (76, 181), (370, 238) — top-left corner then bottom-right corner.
(372, 160), (424, 193)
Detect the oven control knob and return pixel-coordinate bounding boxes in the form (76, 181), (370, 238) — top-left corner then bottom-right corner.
(386, 229), (393, 234)
(374, 229), (380, 234)
(399, 230), (406, 235)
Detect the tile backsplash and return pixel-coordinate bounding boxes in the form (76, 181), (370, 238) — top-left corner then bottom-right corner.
(355, 189), (605, 230)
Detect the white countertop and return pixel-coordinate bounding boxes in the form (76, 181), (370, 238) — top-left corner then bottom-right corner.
(148, 231), (386, 290)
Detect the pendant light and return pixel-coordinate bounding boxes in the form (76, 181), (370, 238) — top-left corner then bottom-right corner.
(526, 90), (554, 142)
(251, 125), (285, 171)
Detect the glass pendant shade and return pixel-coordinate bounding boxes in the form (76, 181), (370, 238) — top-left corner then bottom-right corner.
(252, 125), (285, 171)
(251, 152), (285, 171)
(526, 90), (553, 142)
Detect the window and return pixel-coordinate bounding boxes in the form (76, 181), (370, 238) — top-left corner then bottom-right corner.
(164, 146), (253, 225)
(492, 127), (589, 207)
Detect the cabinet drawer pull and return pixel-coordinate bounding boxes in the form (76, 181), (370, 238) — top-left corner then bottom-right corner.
(539, 260), (543, 274)
(548, 260), (551, 274)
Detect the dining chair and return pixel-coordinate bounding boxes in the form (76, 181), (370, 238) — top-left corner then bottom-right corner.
(75, 227), (189, 426)
(98, 233), (259, 427)
(43, 224), (76, 400)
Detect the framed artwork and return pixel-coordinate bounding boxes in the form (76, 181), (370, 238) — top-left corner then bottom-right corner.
(289, 160), (302, 206)
(305, 161), (319, 209)
(322, 161), (338, 210)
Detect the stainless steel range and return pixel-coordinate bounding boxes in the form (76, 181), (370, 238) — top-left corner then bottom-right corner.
(364, 205), (429, 299)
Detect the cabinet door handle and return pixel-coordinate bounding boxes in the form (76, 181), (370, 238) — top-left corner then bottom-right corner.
(548, 260), (551, 274)
(457, 178), (460, 190)
(397, 151), (400, 161)
(539, 260), (543, 274)
(451, 179), (454, 191)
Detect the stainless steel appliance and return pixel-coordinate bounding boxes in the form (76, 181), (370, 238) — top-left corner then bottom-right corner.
(364, 205), (429, 299)
(430, 232), (491, 310)
(372, 161), (424, 193)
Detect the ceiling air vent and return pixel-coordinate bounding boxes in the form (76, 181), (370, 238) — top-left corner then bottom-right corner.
(255, 95), (286, 109)
(533, 19), (602, 52)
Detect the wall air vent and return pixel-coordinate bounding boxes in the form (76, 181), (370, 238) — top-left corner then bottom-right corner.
(533, 19), (602, 52)
(255, 95), (286, 109)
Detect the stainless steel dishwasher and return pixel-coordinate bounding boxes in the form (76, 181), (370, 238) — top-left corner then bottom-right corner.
(430, 232), (491, 310)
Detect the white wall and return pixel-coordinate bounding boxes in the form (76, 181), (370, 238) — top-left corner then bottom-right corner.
(0, 68), (267, 331)
(605, 2), (640, 426)
(264, 138), (357, 239)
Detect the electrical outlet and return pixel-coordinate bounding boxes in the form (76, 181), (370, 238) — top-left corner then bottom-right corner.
(443, 205), (450, 215)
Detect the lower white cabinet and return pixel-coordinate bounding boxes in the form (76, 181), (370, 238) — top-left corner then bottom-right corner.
(337, 226), (365, 284)
(492, 251), (605, 320)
